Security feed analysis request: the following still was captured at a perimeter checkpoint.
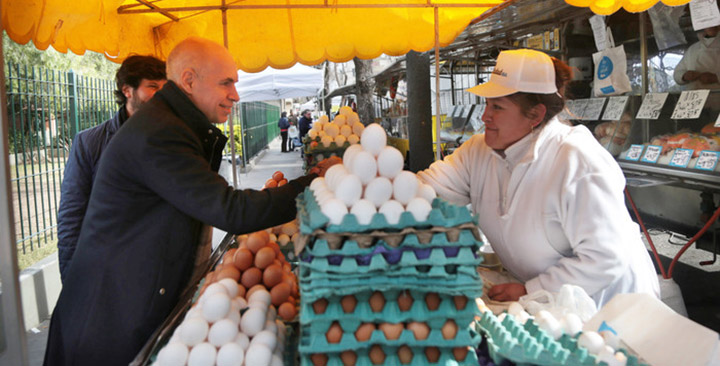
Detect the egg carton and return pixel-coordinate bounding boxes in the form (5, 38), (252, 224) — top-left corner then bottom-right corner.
(298, 323), (481, 354)
(303, 139), (351, 154)
(299, 290), (480, 333)
(476, 311), (648, 366)
(299, 259), (481, 283)
(299, 346), (479, 366)
(296, 189), (476, 234)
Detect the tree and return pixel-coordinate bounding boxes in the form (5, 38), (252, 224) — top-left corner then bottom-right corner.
(353, 57), (375, 125)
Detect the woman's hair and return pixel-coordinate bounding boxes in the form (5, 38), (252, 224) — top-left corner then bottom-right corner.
(281, 111), (287, 117)
(507, 57), (572, 127)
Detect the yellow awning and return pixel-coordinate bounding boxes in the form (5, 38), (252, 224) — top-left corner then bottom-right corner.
(565, 0), (691, 15)
(2, 0), (503, 72)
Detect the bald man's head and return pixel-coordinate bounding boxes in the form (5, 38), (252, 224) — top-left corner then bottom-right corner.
(166, 37), (239, 123)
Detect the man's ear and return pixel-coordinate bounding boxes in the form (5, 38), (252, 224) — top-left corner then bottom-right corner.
(178, 68), (196, 94)
(121, 84), (133, 99)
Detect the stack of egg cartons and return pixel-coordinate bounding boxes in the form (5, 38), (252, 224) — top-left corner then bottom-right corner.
(302, 106), (364, 174)
(295, 124), (485, 366)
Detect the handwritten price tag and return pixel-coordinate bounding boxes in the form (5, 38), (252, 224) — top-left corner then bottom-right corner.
(583, 98), (606, 120)
(694, 150), (719, 171)
(636, 93), (669, 120)
(602, 96), (629, 121)
(669, 148), (693, 167)
(571, 99), (589, 120)
(641, 145), (663, 163)
(624, 145), (644, 161)
(671, 90), (710, 119)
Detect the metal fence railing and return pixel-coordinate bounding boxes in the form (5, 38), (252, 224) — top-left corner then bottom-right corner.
(239, 101), (280, 162)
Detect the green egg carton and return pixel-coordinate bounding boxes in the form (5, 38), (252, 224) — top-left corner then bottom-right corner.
(299, 346), (479, 366)
(299, 289), (480, 333)
(297, 189), (476, 234)
(298, 324), (481, 354)
(300, 279), (484, 304)
(476, 311), (648, 366)
(299, 260), (481, 282)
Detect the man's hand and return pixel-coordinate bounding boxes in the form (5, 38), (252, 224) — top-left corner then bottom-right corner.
(309, 156), (342, 177)
(487, 283), (527, 302)
(682, 70), (701, 82)
(699, 72), (719, 85)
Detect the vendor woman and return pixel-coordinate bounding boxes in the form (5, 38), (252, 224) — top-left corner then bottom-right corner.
(418, 50), (660, 307)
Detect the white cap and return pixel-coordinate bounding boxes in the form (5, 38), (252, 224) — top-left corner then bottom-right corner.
(466, 49), (557, 98)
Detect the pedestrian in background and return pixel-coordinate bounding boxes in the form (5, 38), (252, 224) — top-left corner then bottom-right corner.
(278, 111), (290, 152)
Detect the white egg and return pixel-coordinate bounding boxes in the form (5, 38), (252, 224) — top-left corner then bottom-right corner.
(208, 319), (239, 347)
(364, 177), (393, 208)
(516, 310), (531, 325)
(266, 306), (277, 322)
(507, 302), (524, 317)
(200, 283), (228, 305)
(248, 299), (267, 310)
(248, 289), (272, 307)
(347, 134), (360, 145)
(561, 313), (583, 336)
(187, 342), (216, 366)
(361, 123), (387, 156)
(315, 190), (335, 206)
(240, 307), (266, 337)
(321, 198), (349, 225)
(339, 106), (353, 116)
(277, 234), (290, 246)
(334, 134), (347, 146)
(321, 135), (333, 148)
(250, 330), (278, 351)
(405, 197), (432, 222)
(351, 151), (378, 185)
(348, 113), (360, 125)
(216, 342), (244, 366)
(578, 331), (605, 354)
(157, 342), (189, 366)
(202, 292), (231, 323)
(264, 319), (278, 334)
(333, 114), (347, 126)
(318, 115), (329, 124)
(309, 177), (327, 192)
(308, 129), (318, 139)
(334, 174), (363, 206)
(536, 311), (563, 340)
(340, 125), (352, 137)
(217, 278), (239, 298)
(268, 233), (277, 243)
(417, 183), (437, 203)
(234, 297), (248, 310)
(270, 354), (284, 366)
(235, 332), (250, 350)
(352, 122), (365, 136)
(226, 307), (240, 325)
(376, 146), (404, 179)
(600, 330), (620, 349)
(351, 199), (377, 225)
(180, 317), (209, 346)
(342, 144), (364, 170)
(245, 344), (272, 366)
(324, 164), (349, 192)
(379, 200), (404, 225)
(275, 319), (287, 338)
(185, 306), (204, 320)
(392, 171), (420, 205)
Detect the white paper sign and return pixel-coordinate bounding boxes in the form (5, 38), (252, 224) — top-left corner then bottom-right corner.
(715, 111), (720, 127)
(625, 145), (645, 161)
(641, 145), (663, 163)
(669, 148), (694, 167)
(636, 93), (669, 119)
(590, 15), (609, 51)
(559, 100), (573, 120)
(602, 96), (629, 121)
(571, 99), (589, 120)
(583, 98), (607, 120)
(671, 90), (710, 119)
(690, 0), (720, 31)
(695, 150), (719, 171)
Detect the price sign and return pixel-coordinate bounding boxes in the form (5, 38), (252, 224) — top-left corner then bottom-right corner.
(636, 93), (669, 120)
(671, 90), (710, 119)
(583, 98), (606, 120)
(641, 145), (663, 163)
(694, 150), (719, 171)
(668, 148), (694, 167)
(624, 144), (644, 161)
(715, 111), (720, 128)
(602, 96), (629, 121)
(571, 99), (589, 120)
(558, 101), (573, 121)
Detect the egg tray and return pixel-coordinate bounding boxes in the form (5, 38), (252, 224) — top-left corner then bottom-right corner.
(299, 290), (481, 333)
(297, 189), (476, 234)
(298, 323), (481, 354)
(299, 346), (480, 366)
(475, 311), (648, 366)
(303, 139), (352, 154)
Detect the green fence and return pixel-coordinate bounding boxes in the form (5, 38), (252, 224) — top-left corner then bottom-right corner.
(239, 101), (281, 162)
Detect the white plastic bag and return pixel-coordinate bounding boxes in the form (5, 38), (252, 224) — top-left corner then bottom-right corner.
(519, 284), (598, 322)
(592, 45), (632, 96)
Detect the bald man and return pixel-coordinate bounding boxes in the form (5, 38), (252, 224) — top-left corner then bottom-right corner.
(44, 37), (335, 366)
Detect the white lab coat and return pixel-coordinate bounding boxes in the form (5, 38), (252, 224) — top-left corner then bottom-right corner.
(673, 33), (720, 90)
(418, 118), (660, 307)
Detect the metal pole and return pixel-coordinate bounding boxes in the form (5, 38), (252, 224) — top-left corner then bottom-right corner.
(434, 6), (441, 161)
(639, 12), (648, 96)
(0, 30), (30, 366)
(222, 1), (239, 188)
(407, 51), (434, 172)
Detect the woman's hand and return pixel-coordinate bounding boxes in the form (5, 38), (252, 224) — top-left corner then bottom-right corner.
(487, 283), (527, 302)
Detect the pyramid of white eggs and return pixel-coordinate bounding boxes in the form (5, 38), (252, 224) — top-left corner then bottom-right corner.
(308, 106), (365, 148)
(310, 123), (437, 226)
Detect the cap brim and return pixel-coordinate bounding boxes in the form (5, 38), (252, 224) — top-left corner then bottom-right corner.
(466, 82), (518, 98)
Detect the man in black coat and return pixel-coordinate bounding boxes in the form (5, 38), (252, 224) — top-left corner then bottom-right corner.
(44, 37), (337, 366)
(278, 111), (290, 152)
(298, 109), (313, 140)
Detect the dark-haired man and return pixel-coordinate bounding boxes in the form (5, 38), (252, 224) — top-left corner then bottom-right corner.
(56, 55), (166, 281)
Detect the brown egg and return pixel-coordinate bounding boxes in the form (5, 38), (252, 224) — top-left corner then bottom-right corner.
(263, 264), (283, 288)
(222, 248), (237, 265)
(397, 345), (413, 364)
(215, 266), (241, 282)
(340, 350), (357, 366)
(204, 271), (216, 284)
(270, 283), (291, 306)
(425, 292), (441, 311)
(237, 284), (246, 298)
(441, 319), (458, 340)
(369, 345), (385, 365)
(397, 290), (413, 311)
(246, 232), (268, 253)
(326, 322), (343, 344)
(272, 171), (285, 182)
(246, 284), (266, 299)
(233, 248), (254, 271)
(453, 295), (468, 310)
(425, 347), (440, 363)
(310, 353), (328, 366)
(379, 323), (404, 340)
(214, 263), (224, 272)
(453, 347), (469, 361)
(267, 241), (282, 257)
(312, 298), (328, 314)
(265, 178), (278, 189)
(278, 179), (288, 187)
(341, 295), (357, 313)
(354, 323), (375, 342)
(255, 247), (275, 269)
(283, 262), (292, 273)
(369, 291), (385, 313)
(406, 322), (430, 340)
(241, 267), (262, 288)
(278, 302), (297, 321)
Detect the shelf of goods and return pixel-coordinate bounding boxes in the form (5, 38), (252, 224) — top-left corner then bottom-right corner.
(302, 107), (365, 174)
